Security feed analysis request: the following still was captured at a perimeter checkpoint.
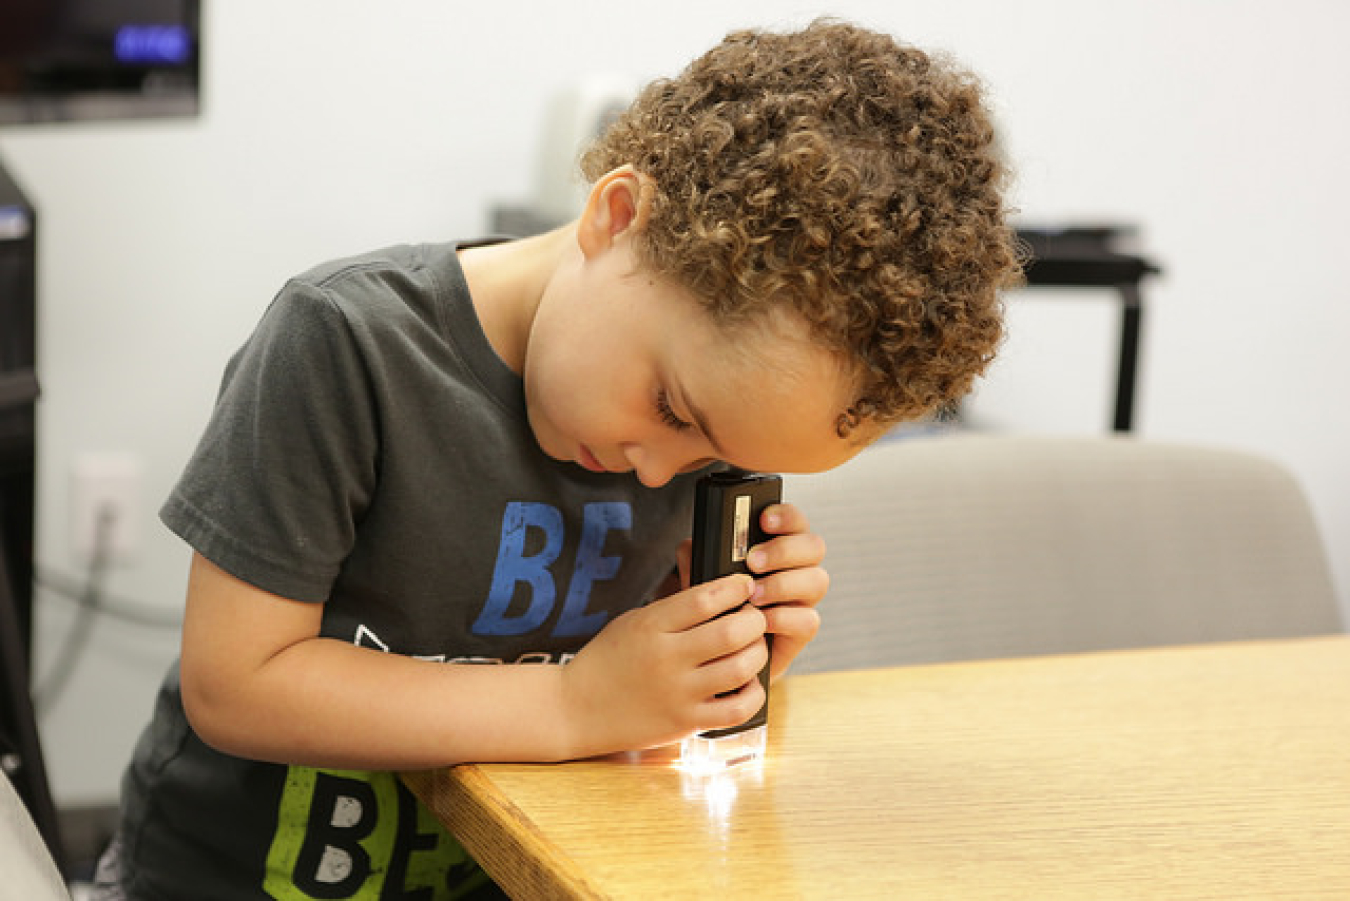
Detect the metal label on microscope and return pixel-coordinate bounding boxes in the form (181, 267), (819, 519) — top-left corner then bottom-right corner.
(732, 494), (751, 562)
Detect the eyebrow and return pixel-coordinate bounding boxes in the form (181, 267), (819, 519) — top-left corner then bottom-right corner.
(676, 380), (728, 459)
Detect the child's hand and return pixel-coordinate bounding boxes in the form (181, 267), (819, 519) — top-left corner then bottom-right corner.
(559, 572), (770, 755)
(558, 502), (825, 756)
(669, 505), (826, 680)
(742, 502), (827, 681)
(671, 502), (826, 680)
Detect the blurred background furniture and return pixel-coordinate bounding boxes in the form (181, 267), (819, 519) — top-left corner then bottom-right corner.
(1, 769), (71, 900)
(2, 516), (66, 875)
(787, 434), (1343, 675)
(1017, 227), (1160, 433)
(1, 154), (65, 876)
(1, 148), (40, 681)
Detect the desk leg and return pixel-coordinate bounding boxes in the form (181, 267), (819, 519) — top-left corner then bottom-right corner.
(1113, 283), (1144, 432)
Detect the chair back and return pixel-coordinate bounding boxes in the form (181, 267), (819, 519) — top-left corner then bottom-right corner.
(785, 435), (1343, 674)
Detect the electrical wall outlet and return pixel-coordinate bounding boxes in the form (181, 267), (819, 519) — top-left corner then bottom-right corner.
(71, 452), (143, 564)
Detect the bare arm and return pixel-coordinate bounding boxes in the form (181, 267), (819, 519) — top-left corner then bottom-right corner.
(179, 552), (769, 770)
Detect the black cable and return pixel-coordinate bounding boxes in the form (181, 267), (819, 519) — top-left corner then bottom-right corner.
(30, 504), (183, 715)
(33, 567), (181, 630)
(32, 506), (112, 713)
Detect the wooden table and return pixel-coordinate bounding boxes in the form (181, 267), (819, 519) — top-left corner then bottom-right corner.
(404, 636), (1350, 899)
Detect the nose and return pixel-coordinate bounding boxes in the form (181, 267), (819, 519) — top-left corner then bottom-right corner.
(623, 444), (684, 489)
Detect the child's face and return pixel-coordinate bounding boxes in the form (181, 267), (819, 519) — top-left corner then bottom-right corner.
(523, 240), (864, 487)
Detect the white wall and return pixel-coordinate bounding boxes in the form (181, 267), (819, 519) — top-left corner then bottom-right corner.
(2, 0), (1346, 806)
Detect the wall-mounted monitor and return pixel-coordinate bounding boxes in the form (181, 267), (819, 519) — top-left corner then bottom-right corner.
(0, 0), (200, 126)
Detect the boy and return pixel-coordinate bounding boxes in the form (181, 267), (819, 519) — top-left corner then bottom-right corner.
(93, 18), (1020, 900)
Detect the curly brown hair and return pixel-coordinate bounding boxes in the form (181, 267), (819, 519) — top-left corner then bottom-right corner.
(581, 19), (1023, 436)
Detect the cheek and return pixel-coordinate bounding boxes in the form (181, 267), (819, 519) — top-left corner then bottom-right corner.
(525, 357), (605, 440)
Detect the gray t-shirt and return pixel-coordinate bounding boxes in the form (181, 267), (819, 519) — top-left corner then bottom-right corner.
(115, 242), (703, 900)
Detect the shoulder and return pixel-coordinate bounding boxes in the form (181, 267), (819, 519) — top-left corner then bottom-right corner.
(292, 243), (443, 283)
(288, 242), (459, 307)
(260, 243), (469, 340)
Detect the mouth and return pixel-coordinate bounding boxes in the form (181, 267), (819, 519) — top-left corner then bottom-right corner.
(577, 444), (608, 473)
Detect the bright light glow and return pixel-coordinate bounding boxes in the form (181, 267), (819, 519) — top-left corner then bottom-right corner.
(677, 724), (767, 776)
(678, 752), (765, 824)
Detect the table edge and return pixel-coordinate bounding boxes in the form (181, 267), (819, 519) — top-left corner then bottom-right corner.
(403, 765), (610, 900)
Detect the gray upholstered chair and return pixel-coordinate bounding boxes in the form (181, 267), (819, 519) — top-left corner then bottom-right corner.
(786, 434), (1343, 674)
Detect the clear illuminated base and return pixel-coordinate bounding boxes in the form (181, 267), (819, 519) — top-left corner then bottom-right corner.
(679, 724), (767, 774)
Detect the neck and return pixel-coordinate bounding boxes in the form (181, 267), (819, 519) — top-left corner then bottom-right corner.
(459, 226), (575, 374)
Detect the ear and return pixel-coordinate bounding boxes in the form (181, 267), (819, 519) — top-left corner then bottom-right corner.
(576, 165), (652, 259)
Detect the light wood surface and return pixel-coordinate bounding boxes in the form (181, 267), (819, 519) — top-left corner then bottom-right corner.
(404, 636), (1350, 899)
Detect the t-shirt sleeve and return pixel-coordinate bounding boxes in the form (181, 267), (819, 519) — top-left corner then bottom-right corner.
(160, 279), (379, 603)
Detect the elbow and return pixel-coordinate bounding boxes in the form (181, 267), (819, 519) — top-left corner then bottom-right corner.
(180, 660), (255, 758)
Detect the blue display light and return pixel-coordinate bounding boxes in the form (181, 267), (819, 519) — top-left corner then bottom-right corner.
(114, 25), (192, 65)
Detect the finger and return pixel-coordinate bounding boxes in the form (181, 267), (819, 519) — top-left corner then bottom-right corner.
(749, 565), (830, 609)
(693, 637), (770, 700)
(684, 604), (767, 664)
(653, 573), (755, 632)
(757, 603), (821, 681)
(746, 531), (827, 575)
(759, 501), (810, 536)
(759, 601), (821, 644)
(696, 673), (768, 733)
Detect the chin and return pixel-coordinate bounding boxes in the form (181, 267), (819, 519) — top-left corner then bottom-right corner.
(526, 418), (573, 465)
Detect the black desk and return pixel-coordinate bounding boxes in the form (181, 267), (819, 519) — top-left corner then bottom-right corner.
(1017, 227), (1161, 432)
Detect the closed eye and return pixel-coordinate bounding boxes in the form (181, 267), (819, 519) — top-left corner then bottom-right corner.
(655, 389), (694, 433)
